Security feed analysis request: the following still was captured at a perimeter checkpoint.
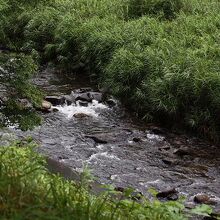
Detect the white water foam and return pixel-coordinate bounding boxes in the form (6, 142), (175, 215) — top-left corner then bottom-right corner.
(54, 100), (108, 119)
(146, 133), (165, 141)
(86, 152), (120, 163)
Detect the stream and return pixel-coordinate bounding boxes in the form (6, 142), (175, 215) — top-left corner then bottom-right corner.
(1, 67), (220, 213)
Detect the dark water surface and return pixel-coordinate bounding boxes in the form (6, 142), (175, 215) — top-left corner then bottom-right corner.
(4, 67), (220, 212)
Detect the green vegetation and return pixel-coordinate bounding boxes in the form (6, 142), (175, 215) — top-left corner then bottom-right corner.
(2, 144), (213, 220)
(0, 0), (220, 140)
(0, 53), (42, 130)
(0, 1), (219, 218)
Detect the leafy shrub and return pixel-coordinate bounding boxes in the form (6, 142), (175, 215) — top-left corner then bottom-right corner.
(0, 53), (42, 130)
(0, 0), (53, 48)
(0, 146), (189, 220)
(23, 7), (61, 53)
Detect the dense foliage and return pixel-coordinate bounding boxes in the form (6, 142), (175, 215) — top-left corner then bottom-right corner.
(0, 53), (42, 130)
(0, 1), (220, 139)
(0, 144), (208, 220)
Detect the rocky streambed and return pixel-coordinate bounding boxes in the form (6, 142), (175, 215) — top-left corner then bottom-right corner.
(1, 67), (220, 214)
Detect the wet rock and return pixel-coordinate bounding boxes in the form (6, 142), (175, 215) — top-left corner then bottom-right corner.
(156, 188), (179, 201)
(45, 96), (65, 106)
(173, 148), (190, 157)
(73, 91), (103, 103)
(52, 108), (59, 112)
(194, 194), (217, 205)
(41, 100), (52, 112)
(85, 135), (108, 144)
(46, 157), (80, 182)
(78, 100), (89, 107)
(133, 137), (142, 143)
(63, 95), (74, 105)
(89, 92), (103, 102)
(73, 113), (90, 118)
(75, 92), (92, 102)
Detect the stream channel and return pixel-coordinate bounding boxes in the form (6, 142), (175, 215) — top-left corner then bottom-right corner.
(1, 67), (220, 213)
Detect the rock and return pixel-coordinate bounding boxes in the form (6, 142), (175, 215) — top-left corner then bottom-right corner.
(73, 91), (103, 103)
(156, 188), (179, 201)
(133, 137), (142, 143)
(173, 148), (189, 157)
(89, 92), (103, 102)
(52, 108), (59, 112)
(63, 95), (74, 105)
(73, 113), (90, 118)
(41, 100), (52, 112)
(45, 96), (65, 106)
(75, 93), (92, 102)
(194, 194), (217, 205)
(85, 135), (108, 144)
(78, 100), (89, 107)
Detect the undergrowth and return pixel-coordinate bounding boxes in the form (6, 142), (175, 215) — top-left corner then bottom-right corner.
(0, 0), (220, 140)
(0, 53), (42, 130)
(0, 145), (207, 220)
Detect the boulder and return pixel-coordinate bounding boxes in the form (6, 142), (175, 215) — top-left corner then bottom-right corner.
(45, 96), (65, 106)
(75, 93), (92, 102)
(63, 95), (74, 105)
(89, 92), (103, 102)
(41, 100), (52, 112)
(78, 100), (89, 107)
(194, 194), (217, 205)
(156, 188), (179, 201)
(73, 91), (103, 103)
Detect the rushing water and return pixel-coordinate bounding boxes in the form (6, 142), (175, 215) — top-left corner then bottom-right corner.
(2, 67), (220, 212)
